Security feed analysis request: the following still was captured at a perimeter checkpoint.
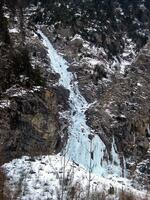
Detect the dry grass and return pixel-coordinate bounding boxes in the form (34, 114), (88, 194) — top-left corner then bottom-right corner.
(119, 190), (136, 200)
(89, 191), (107, 200)
(119, 190), (149, 200)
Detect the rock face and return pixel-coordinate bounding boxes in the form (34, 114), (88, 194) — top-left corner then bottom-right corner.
(0, 88), (62, 165)
(69, 34), (83, 48)
(92, 64), (107, 84)
(84, 39), (150, 186)
(0, 2), (70, 167)
(32, 0), (150, 57)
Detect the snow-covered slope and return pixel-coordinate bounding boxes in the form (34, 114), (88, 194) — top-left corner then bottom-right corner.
(3, 155), (150, 200)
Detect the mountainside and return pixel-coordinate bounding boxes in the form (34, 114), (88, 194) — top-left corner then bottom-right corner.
(0, 0), (150, 199)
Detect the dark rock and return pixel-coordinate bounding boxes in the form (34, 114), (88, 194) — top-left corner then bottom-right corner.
(92, 64), (107, 85)
(0, 88), (65, 165)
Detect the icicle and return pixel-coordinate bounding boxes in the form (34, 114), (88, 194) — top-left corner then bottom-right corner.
(111, 137), (122, 176)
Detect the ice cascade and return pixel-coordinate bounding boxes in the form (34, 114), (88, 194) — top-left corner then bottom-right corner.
(38, 30), (124, 177)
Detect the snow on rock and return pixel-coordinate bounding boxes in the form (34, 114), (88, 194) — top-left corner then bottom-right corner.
(9, 28), (19, 33)
(70, 34), (84, 47)
(5, 86), (28, 97)
(4, 85), (41, 97)
(112, 36), (136, 74)
(137, 82), (143, 87)
(70, 34), (83, 43)
(0, 100), (10, 109)
(84, 58), (105, 67)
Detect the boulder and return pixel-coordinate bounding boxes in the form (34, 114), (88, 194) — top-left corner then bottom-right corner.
(92, 63), (107, 84)
(69, 34), (83, 48)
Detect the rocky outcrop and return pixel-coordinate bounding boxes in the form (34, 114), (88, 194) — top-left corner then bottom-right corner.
(85, 39), (150, 186)
(31, 0), (150, 58)
(0, 87), (65, 165)
(0, 5), (72, 165)
(92, 64), (107, 85)
(69, 34), (83, 49)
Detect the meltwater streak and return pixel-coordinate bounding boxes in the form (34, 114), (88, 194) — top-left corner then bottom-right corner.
(38, 30), (122, 176)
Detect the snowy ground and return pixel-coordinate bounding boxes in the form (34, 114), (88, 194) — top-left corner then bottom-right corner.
(2, 155), (150, 200)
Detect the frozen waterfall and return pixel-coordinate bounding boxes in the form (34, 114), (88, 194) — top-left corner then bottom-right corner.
(38, 30), (124, 177)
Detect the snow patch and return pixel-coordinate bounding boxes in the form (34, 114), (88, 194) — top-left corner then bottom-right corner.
(0, 100), (10, 108)
(9, 28), (19, 33)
